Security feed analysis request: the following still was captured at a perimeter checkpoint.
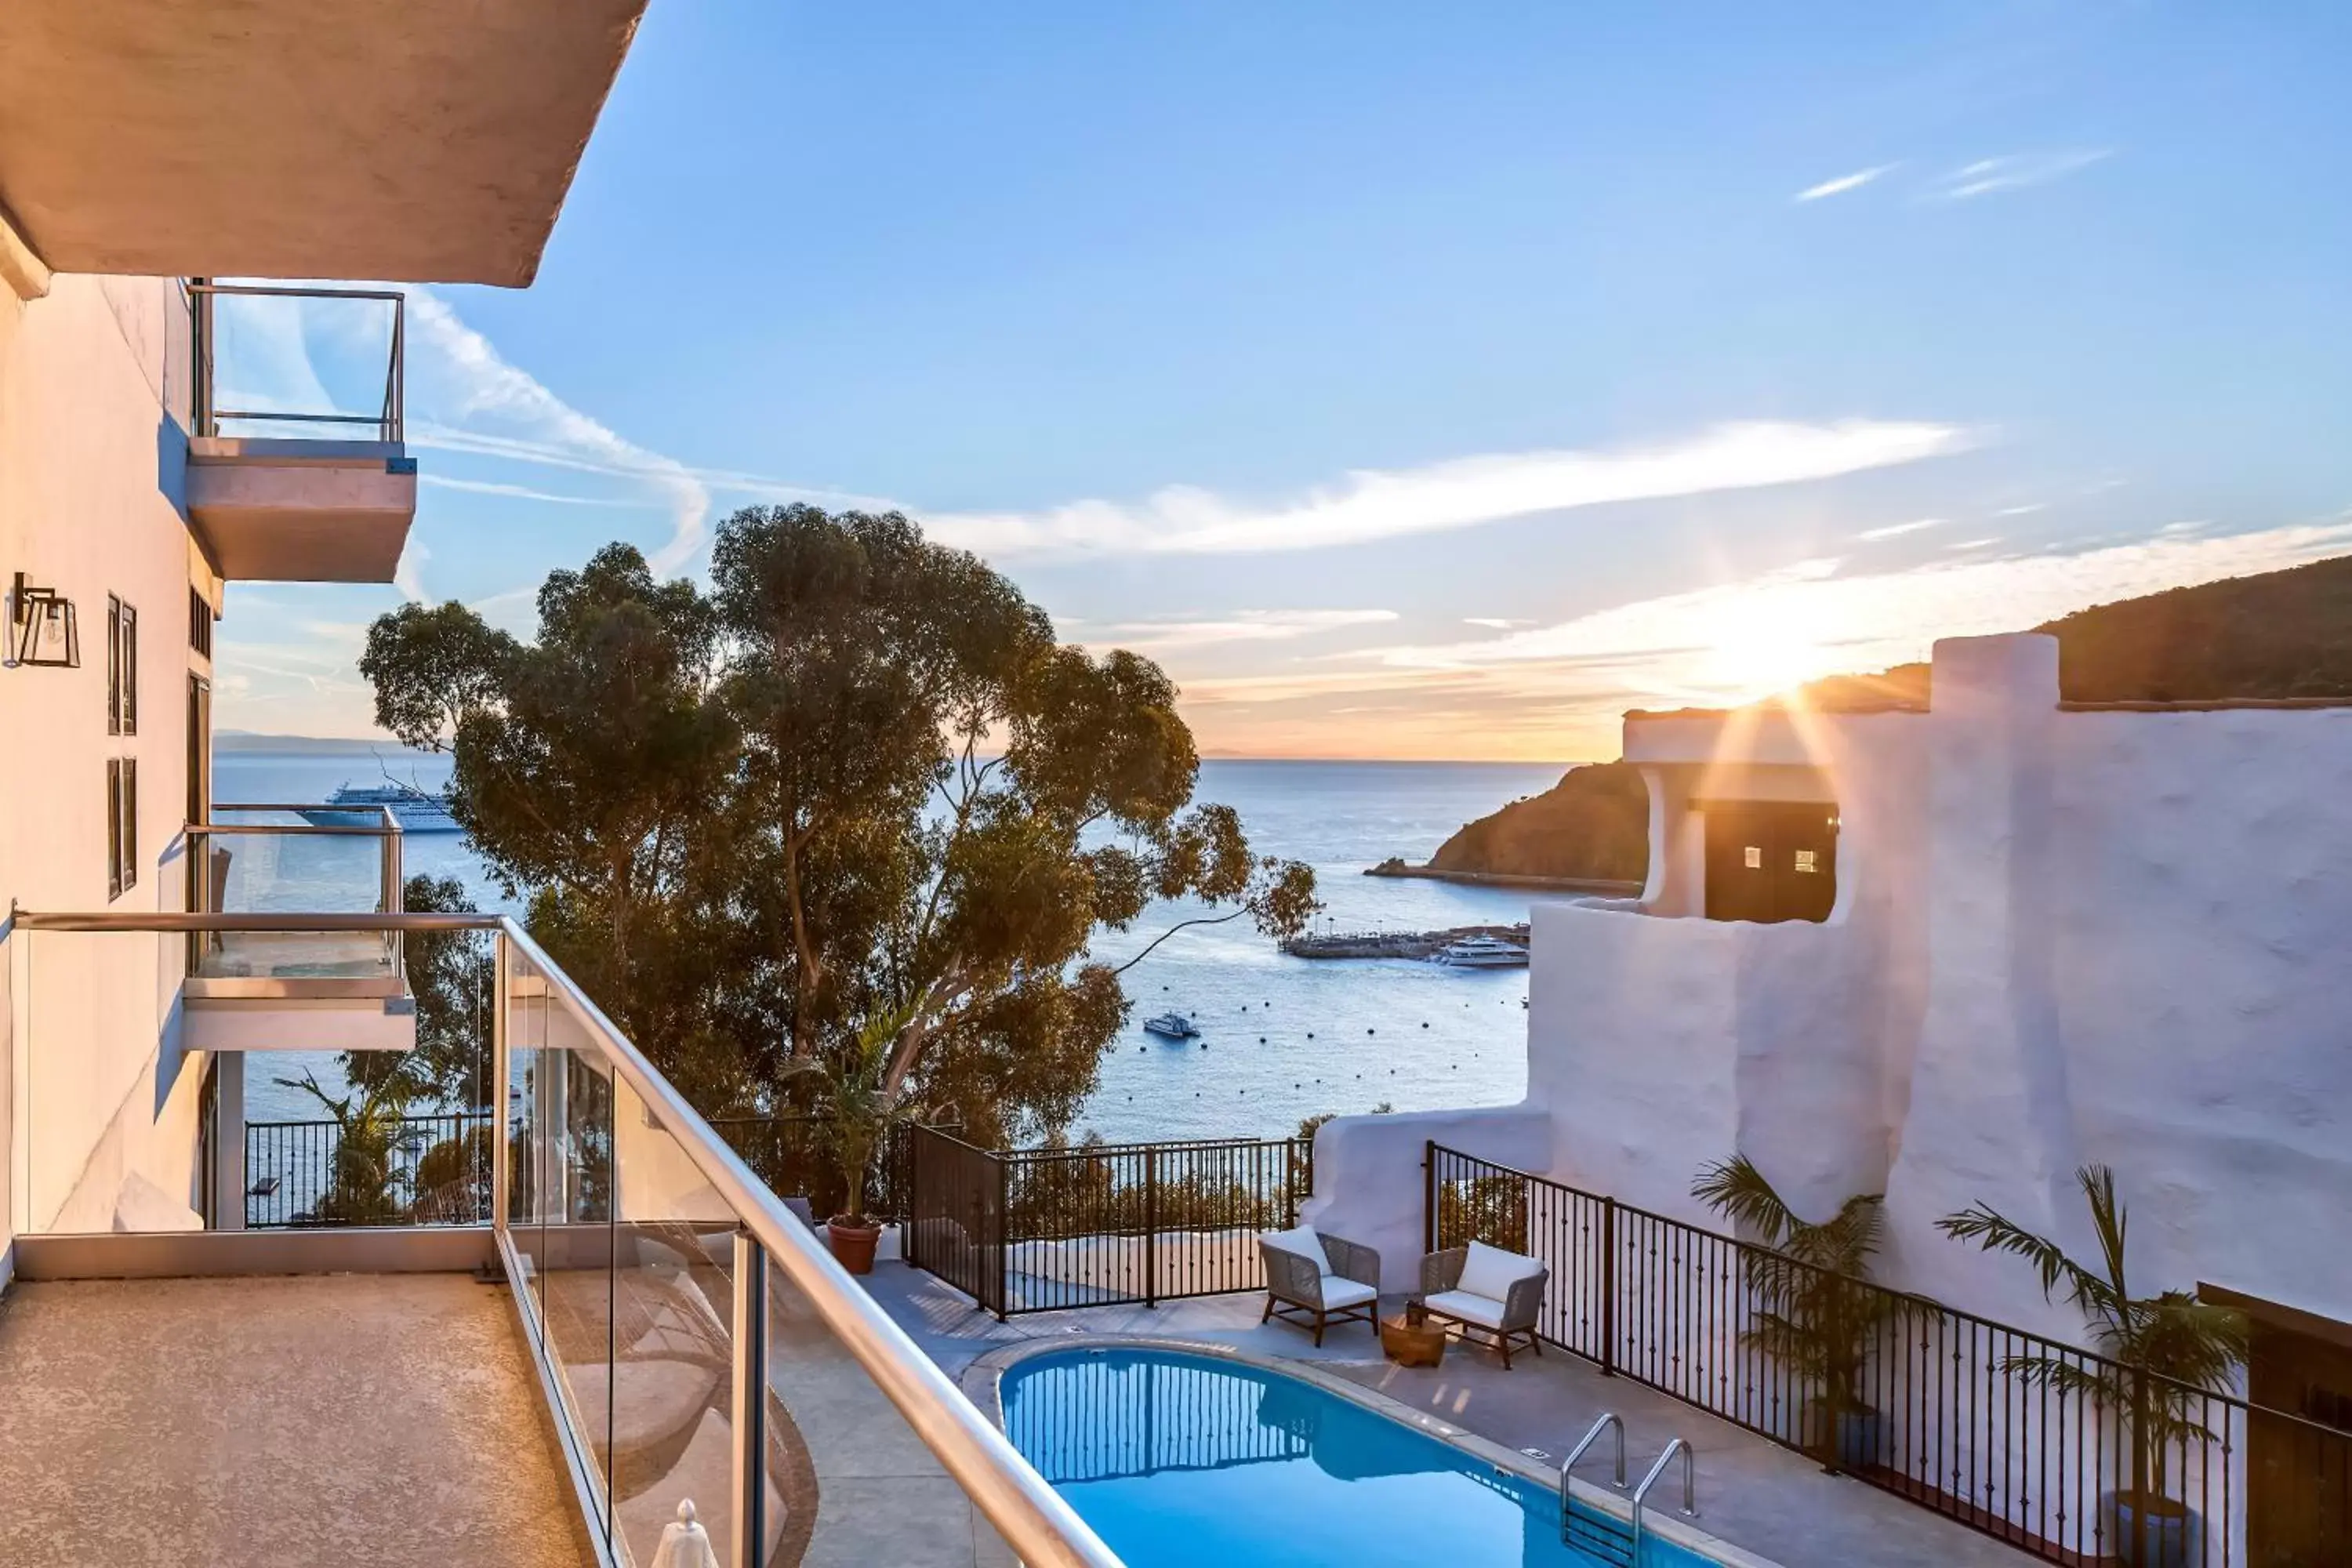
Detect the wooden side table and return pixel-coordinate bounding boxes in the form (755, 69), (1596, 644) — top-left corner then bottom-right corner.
(1380, 1311), (1446, 1367)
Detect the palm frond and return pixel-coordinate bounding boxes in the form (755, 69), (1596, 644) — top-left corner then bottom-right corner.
(1692, 1154), (1797, 1247)
(1936, 1200), (2114, 1319)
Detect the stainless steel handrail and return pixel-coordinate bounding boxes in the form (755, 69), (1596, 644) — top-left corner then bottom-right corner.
(13, 912), (488, 932)
(1629, 1436), (1697, 1552)
(495, 919), (1123, 1567)
(12, 908), (1125, 1568)
(1559, 1410), (1627, 1492)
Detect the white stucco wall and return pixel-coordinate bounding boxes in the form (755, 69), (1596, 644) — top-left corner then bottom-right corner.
(2, 271), (209, 1240)
(1508, 633), (2352, 1345)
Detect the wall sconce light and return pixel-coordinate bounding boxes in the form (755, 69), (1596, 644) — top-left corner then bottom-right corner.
(9, 572), (79, 667)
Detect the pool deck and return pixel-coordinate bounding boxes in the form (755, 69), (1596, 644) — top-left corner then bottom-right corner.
(863, 1258), (2042, 1568)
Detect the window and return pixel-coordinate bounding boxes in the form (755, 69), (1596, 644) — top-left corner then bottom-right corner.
(106, 594), (138, 735)
(189, 586), (212, 659)
(1743, 844), (1762, 869)
(1794, 849), (1820, 873)
(107, 757), (139, 898)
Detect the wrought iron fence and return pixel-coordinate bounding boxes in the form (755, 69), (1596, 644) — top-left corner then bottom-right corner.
(902, 1128), (1313, 1318)
(1427, 1143), (2352, 1568)
(245, 1111), (491, 1228)
(710, 1115), (937, 1223)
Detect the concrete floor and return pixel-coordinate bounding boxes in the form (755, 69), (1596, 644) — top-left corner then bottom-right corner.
(865, 1260), (2042, 1568)
(0, 1273), (591, 1566)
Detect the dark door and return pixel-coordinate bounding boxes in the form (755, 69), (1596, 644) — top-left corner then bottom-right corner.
(2250, 1319), (2352, 1566)
(1702, 801), (1838, 924)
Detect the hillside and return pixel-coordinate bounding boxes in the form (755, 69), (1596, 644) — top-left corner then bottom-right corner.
(1423, 759), (1650, 884)
(1424, 554), (2352, 880)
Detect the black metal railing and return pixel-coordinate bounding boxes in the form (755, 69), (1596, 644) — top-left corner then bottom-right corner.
(1427, 1143), (2352, 1567)
(245, 1110), (491, 1228)
(902, 1129), (1313, 1319)
(710, 1115), (938, 1224)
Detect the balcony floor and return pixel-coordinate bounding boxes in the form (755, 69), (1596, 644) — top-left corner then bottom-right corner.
(0, 1272), (590, 1565)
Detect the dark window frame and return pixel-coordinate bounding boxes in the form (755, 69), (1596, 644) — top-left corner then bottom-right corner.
(107, 757), (139, 900)
(106, 593), (138, 735)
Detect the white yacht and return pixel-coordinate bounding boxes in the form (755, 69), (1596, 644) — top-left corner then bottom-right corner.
(1432, 935), (1530, 968)
(1142, 1011), (1201, 1040)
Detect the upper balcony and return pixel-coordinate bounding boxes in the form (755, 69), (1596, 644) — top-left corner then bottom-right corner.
(183, 285), (417, 584)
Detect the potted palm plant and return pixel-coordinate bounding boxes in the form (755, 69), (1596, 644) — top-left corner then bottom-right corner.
(1939, 1165), (2248, 1568)
(1693, 1154), (1915, 1470)
(786, 1006), (912, 1275)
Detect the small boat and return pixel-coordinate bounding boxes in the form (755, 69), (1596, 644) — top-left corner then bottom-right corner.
(1142, 1012), (1200, 1040)
(299, 782), (462, 833)
(1432, 935), (1530, 969)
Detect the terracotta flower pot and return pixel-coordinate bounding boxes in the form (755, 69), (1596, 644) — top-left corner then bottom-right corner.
(827, 1217), (883, 1275)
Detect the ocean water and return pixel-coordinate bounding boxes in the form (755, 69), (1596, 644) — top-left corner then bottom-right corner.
(216, 747), (1570, 1139)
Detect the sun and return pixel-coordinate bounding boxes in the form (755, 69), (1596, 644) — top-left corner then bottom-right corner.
(1690, 608), (1842, 704)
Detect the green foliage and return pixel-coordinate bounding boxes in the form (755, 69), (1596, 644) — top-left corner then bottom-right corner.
(1937, 1165), (2250, 1499)
(339, 873), (494, 1110)
(1439, 1172), (1529, 1252)
(1428, 760), (1649, 884)
(1693, 1153), (1917, 1425)
(277, 1069), (422, 1226)
(362, 509), (1319, 1149)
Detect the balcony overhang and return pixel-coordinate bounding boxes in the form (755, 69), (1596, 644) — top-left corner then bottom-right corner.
(183, 996), (420, 1054)
(0, 0), (648, 285)
(185, 437), (416, 583)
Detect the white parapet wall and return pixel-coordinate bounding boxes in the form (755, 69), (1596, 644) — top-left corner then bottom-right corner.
(1299, 1103), (1551, 1294)
(1519, 632), (2352, 1342)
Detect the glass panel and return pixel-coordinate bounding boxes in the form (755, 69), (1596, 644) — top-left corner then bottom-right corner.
(193, 814), (392, 916)
(188, 927), (397, 985)
(17, 931), (205, 1233)
(610, 1076), (741, 1566)
(524, 980), (617, 1538)
(205, 289), (401, 441)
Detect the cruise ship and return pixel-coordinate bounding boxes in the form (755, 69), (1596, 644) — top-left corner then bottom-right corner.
(299, 782), (461, 833)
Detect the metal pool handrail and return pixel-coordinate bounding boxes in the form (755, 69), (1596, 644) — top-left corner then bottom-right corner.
(12, 909), (1126, 1568)
(1631, 1436), (1698, 1551)
(1559, 1410), (1628, 1494)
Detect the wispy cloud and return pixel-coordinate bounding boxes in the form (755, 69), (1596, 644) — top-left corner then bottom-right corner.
(401, 291), (714, 575)
(1796, 164), (1896, 202)
(1464, 617), (1535, 630)
(1856, 517), (1944, 542)
(923, 419), (1975, 560)
(1994, 502), (2047, 518)
(1357, 521), (2352, 689)
(1946, 536), (2002, 552)
(418, 474), (656, 508)
(1936, 150), (2112, 200)
(392, 540), (430, 604)
(1077, 608), (1398, 653)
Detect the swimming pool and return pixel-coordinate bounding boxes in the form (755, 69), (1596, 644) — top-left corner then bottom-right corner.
(998, 1346), (1726, 1568)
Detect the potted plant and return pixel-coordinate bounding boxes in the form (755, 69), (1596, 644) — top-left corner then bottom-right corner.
(786, 1006), (913, 1275)
(1693, 1154), (1916, 1470)
(1940, 1165), (2248, 1568)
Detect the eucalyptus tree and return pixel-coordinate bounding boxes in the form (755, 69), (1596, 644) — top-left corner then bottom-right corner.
(361, 509), (1316, 1142)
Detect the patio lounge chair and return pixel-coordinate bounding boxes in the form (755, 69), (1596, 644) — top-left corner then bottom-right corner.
(1258, 1225), (1381, 1345)
(1420, 1240), (1548, 1368)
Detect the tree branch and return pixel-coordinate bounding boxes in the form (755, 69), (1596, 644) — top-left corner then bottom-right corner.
(1110, 905), (1254, 975)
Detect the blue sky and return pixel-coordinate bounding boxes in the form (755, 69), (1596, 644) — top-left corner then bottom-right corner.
(218, 1), (2352, 758)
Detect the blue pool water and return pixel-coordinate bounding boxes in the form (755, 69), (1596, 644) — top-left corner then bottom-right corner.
(1000, 1348), (1720, 1568)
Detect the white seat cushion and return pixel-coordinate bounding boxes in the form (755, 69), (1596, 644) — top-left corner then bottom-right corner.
(1423, 1288), (1507, 1330)
(1457, 1239), (1543, 1301)
(1261, 1225), (1330, 1274)
(1317, 1277), (1379, 1312)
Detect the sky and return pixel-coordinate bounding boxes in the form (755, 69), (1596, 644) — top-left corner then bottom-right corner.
(215, 1), (2352, 760)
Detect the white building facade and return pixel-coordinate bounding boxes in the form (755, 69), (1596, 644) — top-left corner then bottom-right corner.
(1308, 631), (2352, 1558)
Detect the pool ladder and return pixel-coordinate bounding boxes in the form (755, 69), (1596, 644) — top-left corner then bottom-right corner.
(1558, 1414), (1698, 1563)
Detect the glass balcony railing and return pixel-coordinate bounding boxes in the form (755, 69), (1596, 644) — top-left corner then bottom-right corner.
(186, 805), (405, 991)
(189, 283), (405, 445)
(1, 910), (1123, 1568)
